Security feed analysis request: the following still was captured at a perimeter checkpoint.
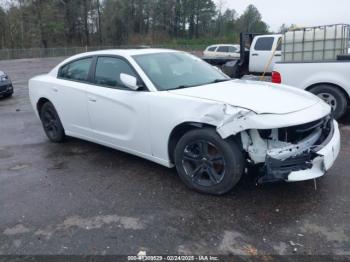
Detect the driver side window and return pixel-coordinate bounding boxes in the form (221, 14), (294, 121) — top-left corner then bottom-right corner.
(94, 57), (137, 89)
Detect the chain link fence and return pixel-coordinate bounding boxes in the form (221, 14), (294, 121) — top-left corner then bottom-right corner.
(0, 45), (206, 60)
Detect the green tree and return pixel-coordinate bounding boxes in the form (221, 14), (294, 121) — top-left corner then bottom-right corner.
(236, 4), (268, 33)
(0, 0), (271, 49)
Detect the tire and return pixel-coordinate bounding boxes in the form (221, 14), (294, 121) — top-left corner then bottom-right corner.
(39, 101), (65, 143)
(309, 84), (348, 120)
(174, 128), (244, 195)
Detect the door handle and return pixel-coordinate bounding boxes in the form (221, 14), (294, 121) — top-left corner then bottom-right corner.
(52, 88), (58, 92)
(252, 54), (259, 56)
(88, 97), (97, 102)
(274, 54), (281, 57)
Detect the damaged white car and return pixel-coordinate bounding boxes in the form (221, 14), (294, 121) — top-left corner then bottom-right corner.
(29, 49), (341, 195)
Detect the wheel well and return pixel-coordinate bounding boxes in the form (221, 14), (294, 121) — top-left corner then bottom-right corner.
(36, 98), (50, 115)
(306, 82), (350, 104)
(168, 122), (215, 163)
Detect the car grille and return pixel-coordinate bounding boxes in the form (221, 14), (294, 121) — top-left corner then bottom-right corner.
(0, 84), (11, 92)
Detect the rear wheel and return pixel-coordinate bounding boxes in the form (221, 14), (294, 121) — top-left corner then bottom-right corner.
(40, 101), (65, 143)
(174, 128), (244, 195)
(309, 84), (348, 119)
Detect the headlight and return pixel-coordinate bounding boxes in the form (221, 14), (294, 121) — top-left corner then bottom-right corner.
(0, 75), (8, 82)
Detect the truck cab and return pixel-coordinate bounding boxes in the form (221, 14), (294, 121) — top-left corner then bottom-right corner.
(249, 34), (282, 73)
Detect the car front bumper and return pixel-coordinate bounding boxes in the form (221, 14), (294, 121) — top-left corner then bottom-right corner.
(0, 80), (13, 96)
(255, 118), (341, 184)
(286, 120), (340, 182)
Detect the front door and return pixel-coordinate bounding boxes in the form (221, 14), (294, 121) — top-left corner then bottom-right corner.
(85, 56), (152, 156)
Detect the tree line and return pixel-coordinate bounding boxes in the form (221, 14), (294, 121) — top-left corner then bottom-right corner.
(0, 0), (270, 49)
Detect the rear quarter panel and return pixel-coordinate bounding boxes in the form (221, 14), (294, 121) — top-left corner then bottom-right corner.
(28, 75), (55, 118)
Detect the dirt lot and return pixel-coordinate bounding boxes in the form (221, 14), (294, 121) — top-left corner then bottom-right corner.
(0, 57), (350, 256)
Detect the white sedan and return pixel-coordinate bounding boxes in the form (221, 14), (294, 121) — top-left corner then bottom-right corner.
(203, 44), (241, 58)
(29, 49), (340, 195)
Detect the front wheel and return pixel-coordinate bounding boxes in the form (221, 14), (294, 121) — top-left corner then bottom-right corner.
(40, 101), (65, 143)
(309, 84), (348, 120)
(174, 128), (244, 195)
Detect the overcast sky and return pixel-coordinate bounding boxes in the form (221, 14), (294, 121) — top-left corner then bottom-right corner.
(216, 0), (350, 32)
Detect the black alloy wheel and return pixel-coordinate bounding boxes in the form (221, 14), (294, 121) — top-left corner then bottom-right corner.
(174, 128), (244, 195)
(40, 102), (65, 143)
(182, 140), (226, 187)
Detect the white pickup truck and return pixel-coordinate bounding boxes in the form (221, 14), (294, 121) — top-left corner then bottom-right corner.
(203, 33), (282, 78)
(272, 25), (350, 119)
(272, 60), (350, 119)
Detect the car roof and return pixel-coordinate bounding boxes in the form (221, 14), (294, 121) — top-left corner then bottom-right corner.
(57, 48), (179, 66)
(207, 44), (240, 49)
(71, 48), (179, 59)
(49, 48), (182, 76)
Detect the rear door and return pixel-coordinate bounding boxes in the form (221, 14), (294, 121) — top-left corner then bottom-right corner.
(249, 36), (282, 73)
(54, 57), (94, 138)
(228, 45), (240, 58)
(216, 46), (230, 57)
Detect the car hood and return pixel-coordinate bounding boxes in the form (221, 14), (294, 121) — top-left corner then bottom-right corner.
(168, 80), (322, 114)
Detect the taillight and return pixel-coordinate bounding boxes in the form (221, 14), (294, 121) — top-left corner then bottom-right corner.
(272, 71), (282, 84)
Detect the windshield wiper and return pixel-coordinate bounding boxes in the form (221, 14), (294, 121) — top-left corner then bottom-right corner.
(211, 79), (230, 83)
(170, 79), (230, 91)
(170, 85), (196, 90)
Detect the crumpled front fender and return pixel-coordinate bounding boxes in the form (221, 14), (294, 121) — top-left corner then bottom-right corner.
(196, 101), (330, 139)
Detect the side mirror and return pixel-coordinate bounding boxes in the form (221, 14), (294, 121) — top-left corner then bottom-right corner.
(120, 73), (139, 91)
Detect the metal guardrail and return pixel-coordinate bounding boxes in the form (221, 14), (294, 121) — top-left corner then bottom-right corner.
(0, 45), (206, 60)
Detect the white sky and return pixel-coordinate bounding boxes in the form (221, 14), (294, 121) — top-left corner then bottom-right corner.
(216, 0), (350, 32)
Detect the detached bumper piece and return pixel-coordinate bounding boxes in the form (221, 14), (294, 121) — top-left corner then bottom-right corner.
(257, 116), (336, 184)
(259, 152), (319, 183)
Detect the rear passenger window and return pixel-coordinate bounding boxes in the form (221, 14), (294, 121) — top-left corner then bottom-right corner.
(228, 46), (238, 53)
(208, 46), (216, 52)
(94, 57), (137, 88)
(59, 57), (93, 82)
(217, 46), (229, 52)
(254, 37), (274, 51)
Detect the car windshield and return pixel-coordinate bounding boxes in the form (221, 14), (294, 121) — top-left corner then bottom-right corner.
(132, 52), (229, 91)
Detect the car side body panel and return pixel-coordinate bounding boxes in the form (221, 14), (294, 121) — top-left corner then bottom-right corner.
(84, 84), (153, 158)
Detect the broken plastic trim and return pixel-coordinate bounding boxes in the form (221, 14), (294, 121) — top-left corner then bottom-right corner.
(267, 127), (322, 161)
(260, 152), (320, 183)
(257, 117), (334, 184)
